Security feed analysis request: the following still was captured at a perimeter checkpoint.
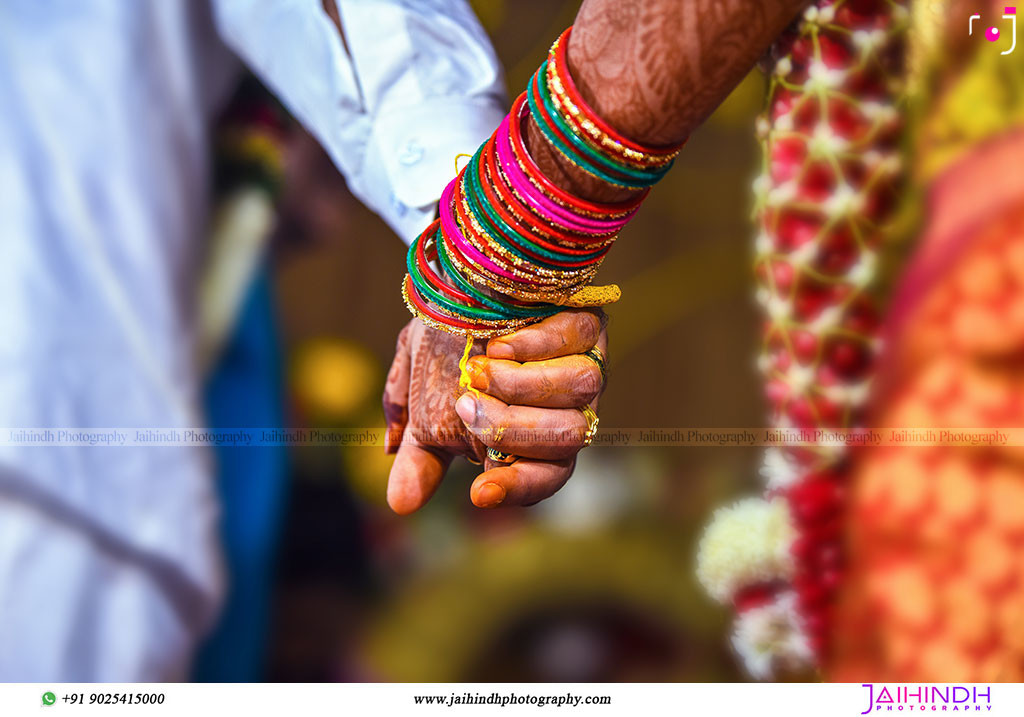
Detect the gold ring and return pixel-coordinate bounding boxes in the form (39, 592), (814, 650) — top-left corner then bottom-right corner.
(583, 346), (607, 385)
(579, 404), (600, 447)
(486, 447), (517, 464)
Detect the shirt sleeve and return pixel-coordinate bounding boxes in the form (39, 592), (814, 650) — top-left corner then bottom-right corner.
(211, 0), (508, 243)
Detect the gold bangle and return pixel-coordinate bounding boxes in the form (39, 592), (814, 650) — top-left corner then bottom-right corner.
(401, 276), (531, 339)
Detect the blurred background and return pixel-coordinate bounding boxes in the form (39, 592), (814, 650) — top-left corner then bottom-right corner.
(256, 0), (766, 682)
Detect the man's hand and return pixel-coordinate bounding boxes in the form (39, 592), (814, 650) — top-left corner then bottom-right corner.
(383, 310), (606, 514)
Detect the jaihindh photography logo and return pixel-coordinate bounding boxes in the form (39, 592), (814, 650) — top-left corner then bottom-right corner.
(860, 684), (993, 713)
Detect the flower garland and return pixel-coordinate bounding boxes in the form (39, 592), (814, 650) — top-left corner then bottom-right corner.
(697, 0), (909, 678)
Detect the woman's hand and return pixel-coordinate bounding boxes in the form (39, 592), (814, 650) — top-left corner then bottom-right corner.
(383, 310), (606, 514)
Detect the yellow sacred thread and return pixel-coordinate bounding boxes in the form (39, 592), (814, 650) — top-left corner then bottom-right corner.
(458, 334), (478, 395)
(454, 153), (473, 174)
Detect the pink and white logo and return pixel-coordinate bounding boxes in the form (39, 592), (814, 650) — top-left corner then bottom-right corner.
(860, 684), (993, 714)
(970, 6), (1017, 55)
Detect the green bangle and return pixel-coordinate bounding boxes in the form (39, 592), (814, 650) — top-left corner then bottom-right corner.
(406, 234), (514, 321)
(434, 228), (561, 319)
(463, 154), (562, 268)
(529, 65), (669, 188)
(464, 152), (606, 266)
(538, 64), (672, 184)
(535, 62), (672, 184)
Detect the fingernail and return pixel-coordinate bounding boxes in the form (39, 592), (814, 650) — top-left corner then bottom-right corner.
(455, 393), (477, 425)
(475, 482), (506, 508)
(466, 359), (489, 391)
(487, 340), (514, 360)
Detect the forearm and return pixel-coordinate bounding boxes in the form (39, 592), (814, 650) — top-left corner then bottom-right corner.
(527, 0), (811, 203)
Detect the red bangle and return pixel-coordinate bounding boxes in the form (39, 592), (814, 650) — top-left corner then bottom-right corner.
(477, 141), (614, 261)
(526, 66), (641, 187)
(508, 93), (649, 216)
(414, 222), (486, 307)
(452, 187), (563, 285)
(404, 275), (492, 332)
(482, 135), (611, 248)
(550, 27), (684, 157)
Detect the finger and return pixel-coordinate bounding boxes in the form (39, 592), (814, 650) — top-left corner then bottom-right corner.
(382, 323), (413, 454)
(386, 437), (452, 515)
(454, 391), (587, 460)
(465, 354), (602, 408)
(470, 457), (576, 508)
(486, 310), (602, 361)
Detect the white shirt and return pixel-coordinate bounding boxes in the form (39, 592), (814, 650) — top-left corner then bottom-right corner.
(0, 0), (505, 656)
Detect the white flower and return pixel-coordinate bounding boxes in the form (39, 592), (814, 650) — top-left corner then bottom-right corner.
(821, 379), (872, 408)
(802, 3), (835, 25)
(731, 592), (814, 680)
(852, 28), (889, 56)
(822, 183), (864, 218)
(809, 122), (849, 157)
(862, 149), (883, 170)
(696, 497), (795, 604)
(775, 57), (793, 78)
(861, 101), (899, 127)
(880, 154), (902, 176)
(767, 181), (798, 206)
(785, 363), (816, 393)
(804, 60), (845, 93)
(846, 251), (876, 287)
(754, 232), (774, 257)
(852, 30), (874, 54)
(759, 448), (800, 490)
(806, 305), (843, 333)
(766, 295), (792, 321)
(788, 240), (818, 267)
(774, 112), (795, 133)
(751, 174), (772, 200)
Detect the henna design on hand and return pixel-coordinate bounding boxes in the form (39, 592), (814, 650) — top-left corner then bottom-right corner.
(383, 318), (487, 461)
(525, 0), (811, 204)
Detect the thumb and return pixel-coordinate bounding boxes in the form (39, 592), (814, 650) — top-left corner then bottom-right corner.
(387, 439), (452, 515)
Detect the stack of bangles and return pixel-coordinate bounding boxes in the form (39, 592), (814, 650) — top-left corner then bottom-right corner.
(401, 27), (684, 456)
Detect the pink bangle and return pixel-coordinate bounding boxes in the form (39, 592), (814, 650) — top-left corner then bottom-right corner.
(496, 113), (634, 235)
(439, 178), (545, 285)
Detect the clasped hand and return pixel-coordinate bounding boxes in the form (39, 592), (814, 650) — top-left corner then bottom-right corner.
(383, 310), (606, 513)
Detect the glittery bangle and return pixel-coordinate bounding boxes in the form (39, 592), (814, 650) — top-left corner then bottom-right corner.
(548, 27), (684, 165)
(399, 25), (684, 337)
(528, 64), (671, 188)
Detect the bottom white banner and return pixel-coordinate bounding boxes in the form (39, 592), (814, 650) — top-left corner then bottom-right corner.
(0, 682), (1008, 716)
